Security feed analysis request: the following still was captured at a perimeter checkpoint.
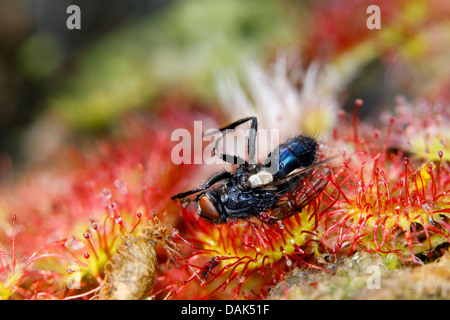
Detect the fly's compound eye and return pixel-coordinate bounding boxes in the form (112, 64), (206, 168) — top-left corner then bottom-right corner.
(198, 194), (221, 221)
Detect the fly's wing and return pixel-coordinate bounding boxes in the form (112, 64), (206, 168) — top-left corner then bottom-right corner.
(249, 158), (332, 191)
(264, 166), (330, 221)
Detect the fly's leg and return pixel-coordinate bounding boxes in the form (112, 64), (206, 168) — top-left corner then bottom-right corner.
(205, 117), (258, 165)
(171, 171), (232, 200)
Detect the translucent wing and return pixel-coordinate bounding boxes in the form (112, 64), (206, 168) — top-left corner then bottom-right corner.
(264, 166), (330, 221)
(250, 158), (331, 191)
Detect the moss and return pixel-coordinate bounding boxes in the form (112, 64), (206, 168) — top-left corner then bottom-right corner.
(268, 251), (450, 299)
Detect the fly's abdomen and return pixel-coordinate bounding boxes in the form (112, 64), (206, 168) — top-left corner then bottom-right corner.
(265, 135), (318, 180)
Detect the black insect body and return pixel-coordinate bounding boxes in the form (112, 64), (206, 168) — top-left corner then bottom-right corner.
(200, 257), (220, 278)
(171, 117), (330, 223)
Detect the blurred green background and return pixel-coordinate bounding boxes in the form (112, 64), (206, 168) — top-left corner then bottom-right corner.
(1, 0), (449, 176)
(0, 0), (300, 169)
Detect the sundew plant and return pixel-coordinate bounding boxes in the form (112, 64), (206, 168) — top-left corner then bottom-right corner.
(0, 0), (449, 300)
